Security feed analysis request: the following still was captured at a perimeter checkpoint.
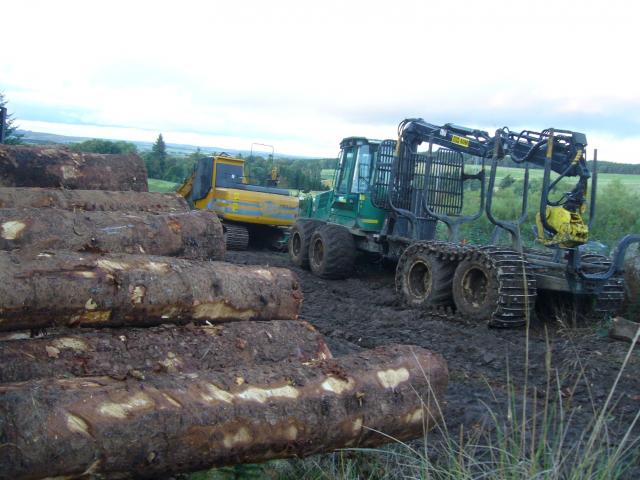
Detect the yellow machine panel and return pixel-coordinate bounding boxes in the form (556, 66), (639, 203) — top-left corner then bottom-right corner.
(194, 187), (298, 226)
(178, 154), (299, 249)
(189, 156), (298, 226)
(536, 205), (588, 248)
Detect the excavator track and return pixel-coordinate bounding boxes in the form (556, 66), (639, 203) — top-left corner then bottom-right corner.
(224, 223), (250, 251)
(396, 241), (537, 328)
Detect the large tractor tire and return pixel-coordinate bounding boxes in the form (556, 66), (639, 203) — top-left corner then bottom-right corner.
(308, 224), (356, 279)
(396, 245), (454, 308)
(451, 258), (500, 320)
(288, 219), (325, 269)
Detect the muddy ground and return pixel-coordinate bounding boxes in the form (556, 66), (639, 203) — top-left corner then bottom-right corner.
(228, 249), (640, 473)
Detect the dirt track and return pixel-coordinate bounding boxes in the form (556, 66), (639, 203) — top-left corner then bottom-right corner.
(228, 249), (640, 455)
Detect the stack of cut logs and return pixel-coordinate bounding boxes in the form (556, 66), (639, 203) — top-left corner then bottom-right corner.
(0, 145), (448, 480)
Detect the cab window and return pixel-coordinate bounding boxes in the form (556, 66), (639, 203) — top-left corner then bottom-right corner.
(352, 145), (372, 193)
(215, 163), (244, 188)
(336, 147), (356, 194)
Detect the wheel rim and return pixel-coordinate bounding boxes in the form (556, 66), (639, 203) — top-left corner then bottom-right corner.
(291, 232), (302, 256)
(407, 260), (432, 300)
(312, 238), (324, 267)
(461, 267), (489, 308)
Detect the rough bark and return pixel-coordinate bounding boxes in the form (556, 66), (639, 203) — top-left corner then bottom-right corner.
(0, 321), (332, 383)
(0, 344), (448, 480)
(0, 145), (148, 191)
(0, 187), (188, 212)
(0, 251), (302, 331)
(0, 208), (224, 260)
(624, 247), (640, 320)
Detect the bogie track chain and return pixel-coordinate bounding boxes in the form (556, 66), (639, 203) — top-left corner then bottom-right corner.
(396, 241), (537, 327)
(578, 254), (626, 320)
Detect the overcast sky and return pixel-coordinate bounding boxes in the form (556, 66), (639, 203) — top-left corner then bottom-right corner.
(2, 0), (639, 160)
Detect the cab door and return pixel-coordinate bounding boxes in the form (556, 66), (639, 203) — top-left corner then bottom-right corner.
(330, 144), (359, 226)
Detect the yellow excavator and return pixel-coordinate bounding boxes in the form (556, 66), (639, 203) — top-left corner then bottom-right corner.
(177, 153), (299, 250)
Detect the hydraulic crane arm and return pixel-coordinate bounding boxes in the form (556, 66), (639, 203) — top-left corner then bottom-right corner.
(397, 118), (589, 179)
(396, 118), (593, 248)
(397, 118), (493, 158)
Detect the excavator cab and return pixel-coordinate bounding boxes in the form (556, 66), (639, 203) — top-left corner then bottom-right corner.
(177, 153), (299, 250)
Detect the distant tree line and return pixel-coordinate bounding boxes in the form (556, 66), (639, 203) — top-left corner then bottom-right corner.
(65, 134), (640, 192)
(585, 160), (640, 174)
(69, 139), (137, 155)
(69, 134), (334, 191)
(243, 155), (331, 191)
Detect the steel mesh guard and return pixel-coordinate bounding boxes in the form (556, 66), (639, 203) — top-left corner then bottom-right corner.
(371, 140), (463, 217)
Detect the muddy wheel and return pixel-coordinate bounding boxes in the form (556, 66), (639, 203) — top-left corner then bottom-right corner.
(452, 258), (499, 320)
(289, 219), (324, 269)
(309, 224), (355, 279)
(396, 248), (454, 308)
(224, 223), (249, 251)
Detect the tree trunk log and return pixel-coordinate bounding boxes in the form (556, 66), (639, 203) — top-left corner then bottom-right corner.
(0, 145), (148, 191)
(0, 320), (332, 383)
(0, 251), (302, 331)
(609, 316), (640, 342)
(0, 208), (224, 260)
(0, 187), (188, 212)
(624, 246), (640, 320)
(0, 344), (448, 480)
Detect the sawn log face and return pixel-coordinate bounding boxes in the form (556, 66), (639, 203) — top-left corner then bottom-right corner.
(0, 251), (302, 330)
(0, 344), (448, 480)
(0, 321), (332, 383)
(0, 187), (188, 213)
(0, 208), (225, 260)
(0, 145), (148, 191)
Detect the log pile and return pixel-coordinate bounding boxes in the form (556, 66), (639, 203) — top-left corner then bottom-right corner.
(0, 145), (449, 478)
(0, 321), (332, 383)
(0, 145), (148, 191)
(0, 208), (224, 259)
(0, 251), (301, 330)
(0, 345), (447, 480)
(0, 186), (188, 212)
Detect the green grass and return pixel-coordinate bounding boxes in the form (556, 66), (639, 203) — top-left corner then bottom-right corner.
(148, 178), (179, 192)
(493, 167), (640, 194)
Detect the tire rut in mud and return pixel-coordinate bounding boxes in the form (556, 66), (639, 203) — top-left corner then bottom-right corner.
(226, 249), (640, 453)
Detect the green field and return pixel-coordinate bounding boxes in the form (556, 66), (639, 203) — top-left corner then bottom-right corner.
(321, 167), (640, 194)
(148, 178), (179, 192)
(493, 167), (640, 193)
